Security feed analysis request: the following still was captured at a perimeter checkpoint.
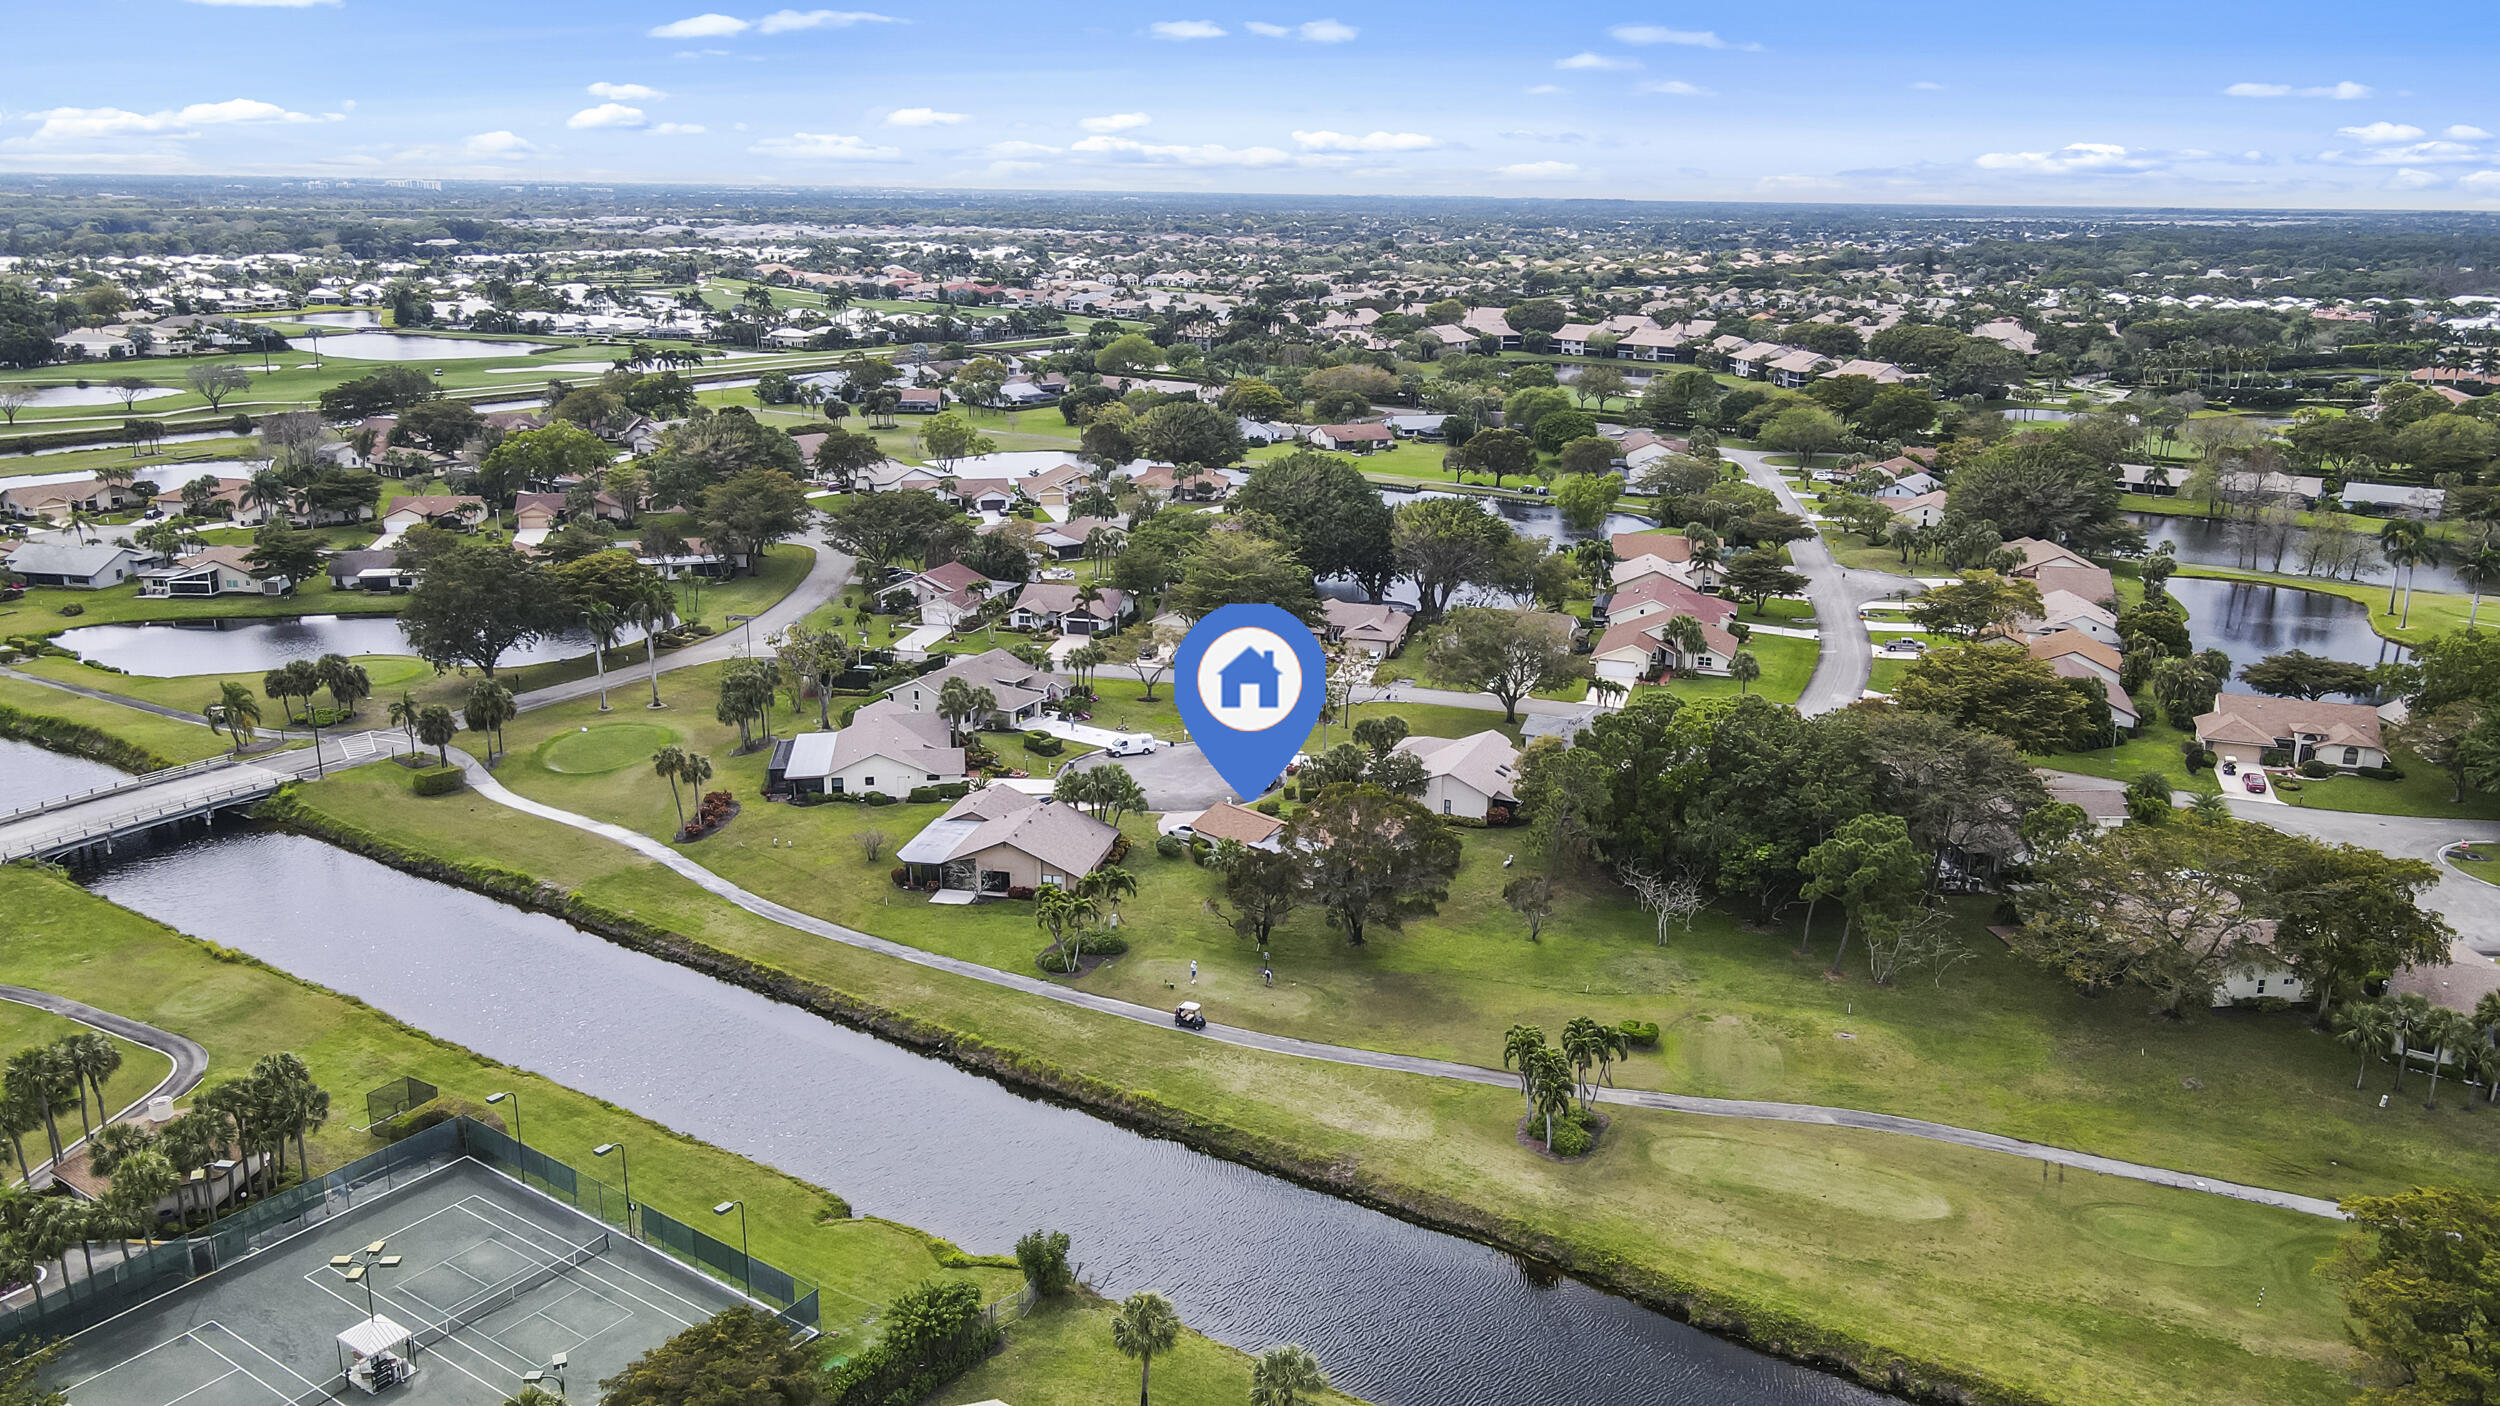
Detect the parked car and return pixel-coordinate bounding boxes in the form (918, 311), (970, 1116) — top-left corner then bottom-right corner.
(2220, 758), (2237, 776)
(2243, 771), (2268, 794)
(1106, 735), (1157, 757)
(1174, 1001), (1206, 1031)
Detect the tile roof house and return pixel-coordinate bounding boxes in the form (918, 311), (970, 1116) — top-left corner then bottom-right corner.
(2019, 589), (2121, 646)
(2003, 538), (2117, 608)
(1599, 574), (1737, 632)
(1319, 599), (1411, 659)
(1888, 490), (1949, 528)
(1309, 422), (1394, 454)
(2046, 655), (2141, 730)
(1394, 730), (1521, 819)
(2195, 693), (2388, 771)
(776, 700), (964, 798)
(1009, 581), (1133, 636)
(2026, 632), (2122, 686)
(885, 648), (1076, 727)
(379, 494), (487, 535)
(1590, 613), (1740, 681)
(1, 477), (143, 523)
(889, 560), (997, 628)
(895, 786), (1120, 896)
(1172, 800), (1285, 851)
(327, 548), (416, 593)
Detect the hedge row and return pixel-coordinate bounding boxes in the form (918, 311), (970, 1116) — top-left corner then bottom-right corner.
(0, 700), (177, 774)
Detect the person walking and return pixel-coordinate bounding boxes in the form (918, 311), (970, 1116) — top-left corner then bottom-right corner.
(1189, 960), (1198, 983)
(1263, 966), (1273, 987)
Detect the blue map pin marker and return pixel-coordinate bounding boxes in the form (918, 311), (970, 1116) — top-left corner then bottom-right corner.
(1172, 603), (1328, 802)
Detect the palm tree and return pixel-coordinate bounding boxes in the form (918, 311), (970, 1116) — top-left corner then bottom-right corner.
(1728, 650), (1761, 696)
(1109, 1290), (1181, 1406)
(0, 1088), (40, 1186)
(104, 1148), (177, 1250)
(2387, 994), (2432, 1093)
(653, 746), (692, 832)
(241, 469), (292, 525)
(583, 602), (622, 712)
(1528, 1045), (1576, 1147)
(629, 586), (675, 709)
(2420, 1008), (2474, 1110)
(2378, 519), (2434, 624)
(1034, 885), (1096, 972)
(62, 1033), (122, 1139)
(316, 653), (371, 719)
(1561, 1015), (1627, 1103)
(936, 676), (998, 744)
(207, 680), (262, 754)
(2338, 1001), (2394, 1090)
(1500, 1025), (1546, 1117)
(416, 704), (457, 766)
(1250, 1344), (1330, 1406)
(5, 1046), (72, 1169)
(464, 678), (516, 760)
(1074, 865), (1137, 929)
(155, 1112), (222, 1222)
(2458, 538), (2500, 629)
(387, 690), (423, 754)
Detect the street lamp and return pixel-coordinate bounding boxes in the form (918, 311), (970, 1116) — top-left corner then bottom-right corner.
(486, 1090), (521, 1152)
(593, 1142), (632, 1236)
(712, 1200), (750, 1291)
(726, 612), (757, 657)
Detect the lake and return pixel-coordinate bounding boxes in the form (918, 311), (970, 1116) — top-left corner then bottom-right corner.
(55, 615), (638, 677)
(2130, 510), (2471, 594)
(7, 385), (185, 408)
(306, 333), (558, 361)
(2164, 576), (2406, 685)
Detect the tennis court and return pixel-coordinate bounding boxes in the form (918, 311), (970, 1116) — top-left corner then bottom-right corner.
(49, 1159), (748, 1406)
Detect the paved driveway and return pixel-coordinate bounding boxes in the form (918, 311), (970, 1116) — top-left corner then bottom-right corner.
(1065, 741), (1244, 813)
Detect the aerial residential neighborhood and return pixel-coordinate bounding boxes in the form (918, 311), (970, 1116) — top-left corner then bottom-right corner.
(4, 9), (2500, 1406)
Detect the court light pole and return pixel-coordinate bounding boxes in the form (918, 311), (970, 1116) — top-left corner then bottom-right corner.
(594, 1142), (632, 1238)
(712, 1200), (749, 1292)
(487, 1090), (521, 1153)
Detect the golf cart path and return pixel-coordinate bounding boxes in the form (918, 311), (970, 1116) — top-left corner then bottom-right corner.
(0, 985), (208, 1186)
(449, 751), (2343, 1221)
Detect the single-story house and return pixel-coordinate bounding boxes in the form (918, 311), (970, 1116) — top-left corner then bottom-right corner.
(1385, 414), (1448, 441)
(775, 701), (964, 798)
(2018, 590), (2121, 647)
(885, 648), (1077, 727)
(1169, 800), (1285, 851)
(2194, 693), (2388, 771)
(1021, 515), (1124, 560)
(378, 494), (487, 536)
(2004, 538), (2116, 609)
(4, 541), (149, 589)
(896, 387), (945, 414)
(635, 535), (748, 580)
(137, 546), (288, 599)
(895, 786), (1120, 895)
(1600, 575), (1737, 632)
(1, 478), (144, 523)
(1020, 462), (1094, 516)
(513, 490), (628, 534)
(946, 477), (1020, 515)
(327, 548), (416, 593)
(2046, 655), (2141, 730)
(1309, 422), (1393, 454)
(1589, 613), (1740, 681)
(889, 561), (996, 629)
(1393, 730), (1521, 820)
(1009, 581), (1133, 636)
(2026, 632), (2122, 688)
(2340, 482), (2446, 518)
(1130, 464), (1227, 502)
(1828, 358), (1916, 384)
(1888, 491), (1949, 529)
(1319, 599), (1411, 659)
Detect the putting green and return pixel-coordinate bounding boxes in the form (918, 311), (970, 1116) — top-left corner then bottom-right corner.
(539, 722), (680, 775)
(2072, 1202), (2245, 1268)
(1653, 1134), (1954, 1221)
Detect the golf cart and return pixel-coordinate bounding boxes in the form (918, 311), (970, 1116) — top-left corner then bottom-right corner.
(1174, 1001), (1206, 1031)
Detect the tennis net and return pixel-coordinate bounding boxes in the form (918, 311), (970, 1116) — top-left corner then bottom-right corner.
(410, 1232), (610, 1351)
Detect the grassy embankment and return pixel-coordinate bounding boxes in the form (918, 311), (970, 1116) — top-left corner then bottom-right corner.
(0, 1003), (172, 1132)
(274, 755), (2369, 1406)
(0, 865), (1333, 1402)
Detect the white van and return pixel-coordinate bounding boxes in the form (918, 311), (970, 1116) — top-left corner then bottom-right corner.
(1106, 735), (1158, 757)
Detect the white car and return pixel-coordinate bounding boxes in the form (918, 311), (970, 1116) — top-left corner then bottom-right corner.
(1106, 735), (1158, 757)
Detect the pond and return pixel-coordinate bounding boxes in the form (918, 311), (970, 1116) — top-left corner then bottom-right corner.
(5, 385), (185, 408)
(306, 333), (558, 361)
(68, 816), (1881, 1406)
(2164, 576), (2407, 687)
(0, 739), (127, 812)
(55, 615), (639, 677)
(287, 311), (383, 328)
(1323, 491), (1652, 611)
(2129, 510), (2470, 594)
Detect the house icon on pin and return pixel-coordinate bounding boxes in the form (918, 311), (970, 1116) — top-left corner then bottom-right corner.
(1216, 645), (1283, 709)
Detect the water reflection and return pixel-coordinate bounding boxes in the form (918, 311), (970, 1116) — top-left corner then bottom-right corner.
(57, 615), (636, 676)
(302, 332), (557, 361)
(2165, 576), (2405, 690)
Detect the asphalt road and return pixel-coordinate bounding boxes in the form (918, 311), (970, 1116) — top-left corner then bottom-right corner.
(0, 984), (210, 1186)
(1723, 447), (1923, 715)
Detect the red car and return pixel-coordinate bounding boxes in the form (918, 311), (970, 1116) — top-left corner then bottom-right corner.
(2243, 771), (2268, 794)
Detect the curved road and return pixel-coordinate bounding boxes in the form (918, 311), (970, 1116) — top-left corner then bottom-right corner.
(1723, 447), (1922, 715)
(448, 749), (2342, 1220)
(0, 984), (209, 1187)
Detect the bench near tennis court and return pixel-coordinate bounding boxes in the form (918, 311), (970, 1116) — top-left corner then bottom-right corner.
(48, 1159), (748, 1406)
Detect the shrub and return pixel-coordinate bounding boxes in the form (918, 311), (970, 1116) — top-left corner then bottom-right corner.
(2296, 759), (2333, 779)
(1006, 885), (1035, 901)
(1547, 1113), (1595, 1158)
(864, 792), (894, 806)
(1106, 833), (1131, 864)
(890, 865), (909, 887)
(1618, 1019), (1661, 1049)
(410, 765), (465, 796)
(1442, 813), (1489, 828)
(907, 786), (941, 804)
(55, 603), (83, 617)
(1023, 730), (1064, 756)
(1155, 833), (1187, 859)
(1486, 804), (1513, 827)
(2360, 763), (2406, 781)
(2260, 747), (2292, 768)
(1253, 795), (1284, 816)
(841, 704), (861, 727)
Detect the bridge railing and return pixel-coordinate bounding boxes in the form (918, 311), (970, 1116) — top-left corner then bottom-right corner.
(0, 775), (281, 862)
(0, 754), (240, 824)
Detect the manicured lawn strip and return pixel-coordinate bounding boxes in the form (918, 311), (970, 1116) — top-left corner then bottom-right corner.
(2034, 724), (2225, 794)
(0, 865), (1022, 1354)
(0, 437), (266, 483)
(276, 769), (2358, 1406)
(0, 673), (237, 764)
(2450, 847), (2500, 886)
(950, 1294), (1361, 1406)
(2, 575), (410, 636)
(0, 1003), (173, 1135)
(1645, 629), (1818, 704)
(2278, 748), (2500, 820)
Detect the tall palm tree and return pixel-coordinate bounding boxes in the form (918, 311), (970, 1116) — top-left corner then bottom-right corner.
(0, 1088), (41, 1186)
(937, 677), (998, 744)
(4, 1047), (73, 1169)
(2338, 1001), (2394, 1090)
(316, 653), (371, 719)
(2378, 518), (2433, 623)
(653, 745), (693, 833)
(1251, 1344), (1330, 1406)
(629, 590), (674, 709)
(387, 690), (423, 754)
(2458, 538), (2500, 629)
(104, 1149), (177, 1250)
(2420, 1008), (2474, 1110)
(1109, 1290), (1181, 1406)
(1034, 885), (1094, 972)
(582, 602), (622, 712)
(1500, 1025), (1546, 1117)
(1529, 1045), (1577, 1147)
(1729, 650), (1761, 696)
(62, 1033), (121, 1139)
(2387, 994), (2432, 1093)
(1074, 865), (1137, 929)
(208, 680), (262, 754)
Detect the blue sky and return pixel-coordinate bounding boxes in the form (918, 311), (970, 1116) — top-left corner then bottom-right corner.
(4, 1), (2497, 209)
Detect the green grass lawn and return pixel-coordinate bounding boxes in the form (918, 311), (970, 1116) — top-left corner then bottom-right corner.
(279, 765), (2369, 1406)
(2033, 721), (2224, 794)
(0, 673), (240, 764)
(1645, 630), (1818, 704)
(0, 1001), (173, 1139)
(0, 575), (408, 637)
(2449, 844), (2500, 886)
(2278, 748), (2500, 820)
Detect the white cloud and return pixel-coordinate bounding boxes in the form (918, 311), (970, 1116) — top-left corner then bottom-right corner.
(886, 107), (968, 126)
(2320, 139), (2480, 166)
(2225, 80), (2373, 99)
(1911, 80), (1943, 91)
(567, 103), (646, 130)
(1974, 142), (2162, 175)
(2448, 125), (2494, 140)
(1297, 18), (1355, 41)
(1523, 84), (1562, 96)
(1069, 134), (1290, 166)
(649, 12), (748, 36)
(1555, 52), (1635, 70)
(588, 82), (666, 101)
(1080, 112), (1150, 133)
(755, 9), (899, 31)
(1607, 25), (1753, 49)
(2339, 121), (2425, 144)
(1244, 20), (1288, 35)
(2389, 168), (2443, 190)
(1149, 19), (1225, 39)
(21, 99), (325, 143)
(1292, 129), (1436, 151)
(1641, 80), (1712, 97)
(2461, 170), (2500, 192)
(462, 131), (535, 158)
(1496, 160), (1580, 179)
(748, 130), (902, 160)
(649, 122), (706, 135)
